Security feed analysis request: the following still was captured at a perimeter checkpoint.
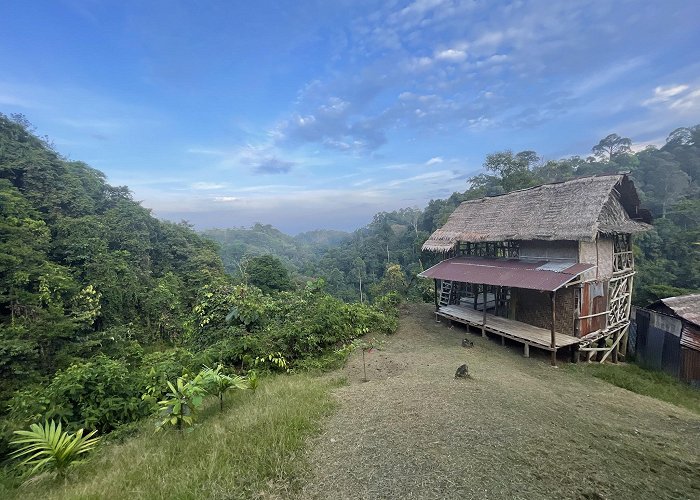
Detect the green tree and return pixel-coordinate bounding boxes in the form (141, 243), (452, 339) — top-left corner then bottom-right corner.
(245, 255), (293, 294)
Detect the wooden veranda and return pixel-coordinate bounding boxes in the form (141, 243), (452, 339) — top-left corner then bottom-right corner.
(437, 304), (581, 358)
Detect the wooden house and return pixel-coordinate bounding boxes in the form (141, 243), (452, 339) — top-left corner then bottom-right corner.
(419, 173), (652, 364)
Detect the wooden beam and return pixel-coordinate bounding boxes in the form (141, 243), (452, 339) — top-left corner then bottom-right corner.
(433, 279), (438, 311)
(482, 284), (487, 337)
(550, 290), (557, 366)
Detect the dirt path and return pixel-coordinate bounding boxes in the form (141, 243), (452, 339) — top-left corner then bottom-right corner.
(300, 304), (700, 500)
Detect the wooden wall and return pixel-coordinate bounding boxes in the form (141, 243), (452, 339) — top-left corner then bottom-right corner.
(512, 287), (576, 336)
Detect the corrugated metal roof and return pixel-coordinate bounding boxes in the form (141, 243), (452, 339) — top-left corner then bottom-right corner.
(658, 294), (700, 328)
(681, 325), (700, 351)
(418, 256), (594, 291)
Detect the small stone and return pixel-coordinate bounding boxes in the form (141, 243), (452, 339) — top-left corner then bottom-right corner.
(455, 364), (469, 378)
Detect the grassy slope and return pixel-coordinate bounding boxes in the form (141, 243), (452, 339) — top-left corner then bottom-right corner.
(7, 374), (339, 500)
(571, 362), (700, 414)
(301, 304), (700, 500)
(4, 305), (699, 499)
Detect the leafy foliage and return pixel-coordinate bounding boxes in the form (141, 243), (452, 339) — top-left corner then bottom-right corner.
(10, 420), (100, 477)
(9, 355), (150, 433)
(156, 376), (207, 432)
(199, 364), (249, 411)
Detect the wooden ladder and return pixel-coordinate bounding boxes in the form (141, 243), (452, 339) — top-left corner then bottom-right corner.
(439, 280), (453, 306)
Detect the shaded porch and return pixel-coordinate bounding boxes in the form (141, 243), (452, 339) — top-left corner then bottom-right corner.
(437, 304), (580, 358)
(419, 256), (595, 365)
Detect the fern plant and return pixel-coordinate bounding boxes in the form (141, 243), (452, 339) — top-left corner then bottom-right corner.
(10, 420), (100, 477)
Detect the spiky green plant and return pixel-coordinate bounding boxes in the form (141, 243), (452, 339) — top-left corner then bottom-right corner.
(10, 420), (100, 477)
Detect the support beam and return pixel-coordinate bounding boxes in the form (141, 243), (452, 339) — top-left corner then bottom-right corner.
(482, 284), (487, 337)
(523, 343), (529, 357)
(433, 279), (438, 311)
(550, 291), (557, 366)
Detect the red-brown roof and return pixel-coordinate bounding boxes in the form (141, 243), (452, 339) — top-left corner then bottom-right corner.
(418, 256), (593, 291)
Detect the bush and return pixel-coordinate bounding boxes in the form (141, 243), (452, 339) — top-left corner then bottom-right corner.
(9, 355), (150, 433)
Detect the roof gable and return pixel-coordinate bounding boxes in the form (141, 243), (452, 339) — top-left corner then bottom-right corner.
(423, 174), (651, 252)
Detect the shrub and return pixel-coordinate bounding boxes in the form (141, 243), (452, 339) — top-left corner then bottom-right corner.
(9, 355), (149, 433)
(198, 364), (249, 410)
(156, 376), (207, 432)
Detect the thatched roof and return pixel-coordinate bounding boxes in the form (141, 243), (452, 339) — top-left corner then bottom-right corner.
(423, 174), (651, 252)
(652, 294), (700, 327)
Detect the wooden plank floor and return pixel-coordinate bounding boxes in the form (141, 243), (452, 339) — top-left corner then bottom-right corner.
(438, 305), (580, 351)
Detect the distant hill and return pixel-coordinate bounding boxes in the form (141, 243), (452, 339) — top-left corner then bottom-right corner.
(201, 224), (351, 277)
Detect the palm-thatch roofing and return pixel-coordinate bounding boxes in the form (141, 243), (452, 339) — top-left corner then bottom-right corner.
(422, 173), (652, 252)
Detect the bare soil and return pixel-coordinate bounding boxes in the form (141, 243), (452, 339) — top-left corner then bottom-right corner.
(299, 303), (700, 500)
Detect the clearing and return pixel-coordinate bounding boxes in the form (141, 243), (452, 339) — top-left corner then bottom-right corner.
(300, 303), (700, 500)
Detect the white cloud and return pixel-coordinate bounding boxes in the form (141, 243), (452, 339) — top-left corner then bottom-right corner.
(669, 88), (700, 111)
(435, 48), (467, 62)
(213, 196), (239, 203)
(191, 182), (227, 190)
(642, 83), (700, 112)
(425, 156), (443, 165)
(643, 84), (690, 105)
(187, 147), (226, 155)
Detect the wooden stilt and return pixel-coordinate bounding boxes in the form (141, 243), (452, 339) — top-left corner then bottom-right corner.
(481, 284), (487, 337)
(571, 345), (580, 364)
(550, 291), (557, 367)
(523, 343), (529, 357)
(433, 279), (438, 311)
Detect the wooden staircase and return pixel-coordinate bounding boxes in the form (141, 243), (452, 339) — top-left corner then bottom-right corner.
(439, 280), (453, 306)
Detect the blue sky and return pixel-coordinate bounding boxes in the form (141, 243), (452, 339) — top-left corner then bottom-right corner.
(1, 0), (699, 233)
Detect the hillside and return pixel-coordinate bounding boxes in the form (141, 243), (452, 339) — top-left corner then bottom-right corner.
(6, 304), (699, 499)
(0, 114), (227, 400)
(201, 224), (350, 277)
(0, 114), (397, 475)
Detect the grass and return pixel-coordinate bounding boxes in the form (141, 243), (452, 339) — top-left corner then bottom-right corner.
(5, 373), (340, 500)
(301, 303), (700, 499)
(576, 362), (700, 414)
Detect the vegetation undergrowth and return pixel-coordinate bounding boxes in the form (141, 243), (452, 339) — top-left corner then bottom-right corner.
(570, 363), (700, 414)
(2, 373), (340, 500)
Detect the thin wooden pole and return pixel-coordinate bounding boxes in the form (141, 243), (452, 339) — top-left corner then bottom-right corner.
(433, 280), (439, 311)
(550, 290), (557, 366)
(482, 284), (487, 337)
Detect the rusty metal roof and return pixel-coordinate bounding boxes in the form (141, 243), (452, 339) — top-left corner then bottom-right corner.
(418, 256), (594, 291)
(655, 294), (700, 327)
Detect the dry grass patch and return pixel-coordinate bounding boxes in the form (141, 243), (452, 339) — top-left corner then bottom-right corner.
(300, 304), (700, 500)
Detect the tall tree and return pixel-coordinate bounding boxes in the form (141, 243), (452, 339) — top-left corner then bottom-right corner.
(591, 133), (632, 161)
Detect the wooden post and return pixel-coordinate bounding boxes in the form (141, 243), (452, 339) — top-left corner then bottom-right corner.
(481, 284), (487, 337)
(523, 343), (529, 357)
(433, 279), (439, 311)
(550, 290), (557, 367)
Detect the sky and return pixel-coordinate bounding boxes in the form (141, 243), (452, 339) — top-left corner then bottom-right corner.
(1, 0), (699, 234)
